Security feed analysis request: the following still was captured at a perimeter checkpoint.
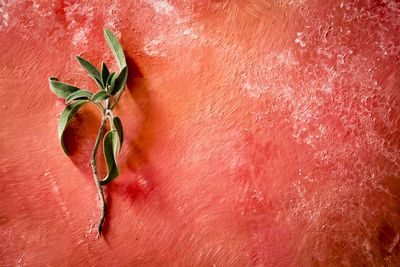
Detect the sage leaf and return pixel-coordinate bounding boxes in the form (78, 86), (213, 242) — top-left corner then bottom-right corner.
(104, 28), (127, 69)
(113, 116), (123, 151)
(106, 72), (116, 93)
(49, 77), (81, 99)
(91, 90), (110, 102)
(90, 75), (104, 90)
(65, 90), (94, 104)
(76, 56), (101, 80)
(111, 66), (127, 96)
(101, 62), (110, 86)
(100, 130), (120, 185)
(58, 100), (89, 156)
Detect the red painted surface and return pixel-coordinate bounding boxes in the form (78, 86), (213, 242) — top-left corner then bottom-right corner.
(1, 0), (399, 265)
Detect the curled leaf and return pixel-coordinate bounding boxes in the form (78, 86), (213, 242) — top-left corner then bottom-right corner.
(101, 62), (110, 86)
(104, 29), (127, 69)
(91, 90), (110, 102)
(49, 77), (81, 99)
(113, 116), (123, 151)
(111, 66), (127, 96)
(76, 56), (101, 80)
(100, 130), (120, 185)
(106, 72), (117, 93)
(57, 100), (89, 156)
(65, 90), (94, 104)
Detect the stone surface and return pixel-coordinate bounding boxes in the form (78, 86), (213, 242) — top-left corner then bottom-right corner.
(0, 0), (399, 265)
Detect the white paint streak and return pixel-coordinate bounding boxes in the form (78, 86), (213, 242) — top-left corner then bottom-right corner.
(85, 218), (98, 238)
(288, 0), (309, 7)
(64, 4), (94, 50)
(45, 169), (72, 223)
(103, 0), (119, 34)
(143, 38), (167, 57)
(1, 8), (8, 27)
(55, 100), (64, 117)
(243, 82), (266, 98)
(295, 32), (306, 47)
(16, 253), (25, 267)
(182, 27), (199, 39)
(0, 0), (10, 29)
(144, 0), (175, 16)
(141, 0), (203, 54)
(240, 51), (298, 98)
(72, 27), (89, 46)
(389, 233), (400, 253)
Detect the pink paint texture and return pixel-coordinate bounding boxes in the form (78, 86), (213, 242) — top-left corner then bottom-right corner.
(0, 0), (399, 265)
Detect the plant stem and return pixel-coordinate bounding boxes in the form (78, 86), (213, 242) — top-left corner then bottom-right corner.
(90, 114), (108, 236)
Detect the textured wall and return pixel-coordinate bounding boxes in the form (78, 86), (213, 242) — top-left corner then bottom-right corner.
(1, 0), (399, 265)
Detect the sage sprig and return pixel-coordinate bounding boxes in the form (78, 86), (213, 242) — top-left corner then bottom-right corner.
(49, 29), (128, 236)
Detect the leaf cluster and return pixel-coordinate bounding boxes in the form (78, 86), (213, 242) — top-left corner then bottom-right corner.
(49, 29), (127, 185)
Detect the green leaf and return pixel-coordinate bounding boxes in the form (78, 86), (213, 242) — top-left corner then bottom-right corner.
(104, 29), (127, 69)
(111, 67), (127, 96)
(57, 100), (89, 156)
(101, 62), (110, 87)
(113, 116), (123, 151)
(76, 56), (101, 80)
(65, 90), (94, 104)
(89, 75), (104, 90)
(91, 90), (110, 102)
(100, 130), (120, 185)
(106, 72), (116, 93)
(49, 77), (81, 99)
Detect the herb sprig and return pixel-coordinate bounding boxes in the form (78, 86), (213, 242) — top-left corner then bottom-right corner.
(49, 29), (128, 236)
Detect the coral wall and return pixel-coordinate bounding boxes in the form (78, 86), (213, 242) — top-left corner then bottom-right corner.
(1, 0), (399, 265)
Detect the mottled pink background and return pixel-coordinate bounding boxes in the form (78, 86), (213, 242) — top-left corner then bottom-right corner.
(0, 0), (399, 265)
